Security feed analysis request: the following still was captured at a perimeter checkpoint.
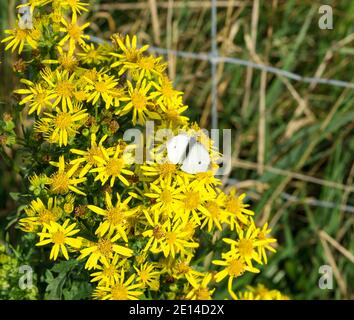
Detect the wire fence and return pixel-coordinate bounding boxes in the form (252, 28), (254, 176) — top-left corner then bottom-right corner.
(91, 1), (354, 213)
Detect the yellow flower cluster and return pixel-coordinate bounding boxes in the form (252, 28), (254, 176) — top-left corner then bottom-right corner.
(235, 284), (289, 300)
(5, 1), (280, 300)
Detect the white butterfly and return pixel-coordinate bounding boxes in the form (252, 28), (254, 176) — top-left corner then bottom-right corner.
(166, 134), (211, 174)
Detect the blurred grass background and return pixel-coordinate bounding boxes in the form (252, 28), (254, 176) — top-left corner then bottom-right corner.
(1, 0), (353, 299)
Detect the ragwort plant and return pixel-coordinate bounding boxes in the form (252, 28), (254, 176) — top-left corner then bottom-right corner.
(1, 0), (287, 300)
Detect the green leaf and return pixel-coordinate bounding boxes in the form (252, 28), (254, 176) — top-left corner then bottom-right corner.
(51, 259), (78, 273)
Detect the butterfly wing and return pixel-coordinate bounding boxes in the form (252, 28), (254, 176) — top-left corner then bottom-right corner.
(166, 134), (190, 164)
(181, 142), (211, 174)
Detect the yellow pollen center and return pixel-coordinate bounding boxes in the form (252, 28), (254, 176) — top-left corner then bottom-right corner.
(56, 80), (74, 97)
(95, 81), (108, 93)
(206, 201), (220, 218)
(97, 239), (113, 257)
(159, 163), (176, 177)
(106, 208), (124, 225)
(126, 50), (138, 62)
(68, 23), (82, 40)
(160, 190), (172, 204)
(105, 158), (123, 176)
(38, 210), (56, 224)
(176, 262), (190, 275)
(184, 191), (200, 210)
(139, 270), (149, 283)
(228, 259), (244, 277)
(54, 112), (72, 129)
(103, 265), (116, 277)
(226, 197), (241, 214)
(131, 92), (147, 110)
(35, 92), (47, 105)
(166, 109), (179, 122)
(196, 288), (211, 300)
(59, 55), (76, 70)
(67, 0), (78, 6)
(52, 231), (65, 245)
(161, 84), (174, 99)
(239, 239), (253, 257)
(165, 231), (177, 245)
(258, 231), (266, 240)
(51, 172), (69, 194)
(15, 28), (28, 39)
(111, 284), (128, 300)
(87, 50), (99, 59)
(86, 146), (103, 165)
(138, 57), (155, 70)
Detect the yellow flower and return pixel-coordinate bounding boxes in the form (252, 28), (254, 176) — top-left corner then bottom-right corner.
(42, 47), (78, 72)
(212, 255), (259, 299)
(163, 102), (189, 128)
(59, 14), (90, 54)
(90, 144), (134, 187)
(190, 171), (221, 196)
(110, 87), (127, 108)
(1, 25), (39, 54)
(87, 192), (136, 240)
(248, 284), (289, 300)
(40, 105), (88, 146)
(70, 133), (111, 178)
(90, 254), (122, 286)
(17, 0), (50, 13)
(96, 270), (143, 300)
(78, 42), (109, 65)
(28, 173), (50, 190)
(125, 55), (165, 79)
(119, 73), (159, 125)
(143, 219), (199, 258)
(234, 291), (260, 300)
(235, 284), (289, 300)
(19, 197), (61, 232)
(111, 35), (149, 74)
(200, 192), (228, 232)
(49, 155), (87, 195)
(133, 262), (160, 290)
(150, 75), (183, 110)
(41, 69), (77, 112)
(85, 73), (118, 109)
(140, 160), (182, 185)
(180, 186), (210, 225)
(62, 0), (89, 17)
(79, 235), (133, 270)
(223, 223), (263, 268)
(185, 273), (215, 300)
(225, 188), (254, 231)
(169, 257), (204, 286)
(144, 180), (183, 220)
(141, 209), (165, 253)
(7, 13), (282, 300)
(14, 79), (56, 115)
(36, 219), (81, 260)
(256, 223), (277, 264)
